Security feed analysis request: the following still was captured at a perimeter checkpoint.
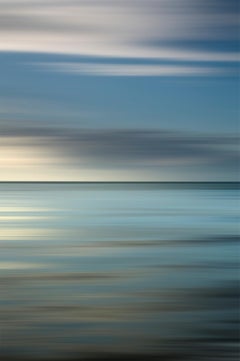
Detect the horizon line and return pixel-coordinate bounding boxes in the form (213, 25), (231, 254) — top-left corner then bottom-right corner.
(0, 181), (238, 184)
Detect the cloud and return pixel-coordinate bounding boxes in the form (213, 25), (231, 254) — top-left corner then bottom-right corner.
(35, 62), (224, 77)
(0, 0), (238, 66)
(55, 129), (239, 172)
(1, 125), (238, 172)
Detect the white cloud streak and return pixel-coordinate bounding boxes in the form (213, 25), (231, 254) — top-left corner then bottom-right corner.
(0, 0), (238, 64)
(36, 62), (223, 77)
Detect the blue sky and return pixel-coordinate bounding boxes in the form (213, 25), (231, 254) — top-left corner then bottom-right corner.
(0, 0), (239, 181)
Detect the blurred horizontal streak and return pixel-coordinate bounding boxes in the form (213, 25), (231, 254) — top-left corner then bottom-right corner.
(42, 247), (118, 258)
(0, 261), (45, 270)
(148, 261), (240, 270)
(0, 0), (238, 65)
(0, 207), (56, 212)
(0, 183), (238, 360)
(0, 271), (123, 282)
(1, 44), (238, 62)
(71, 235), (240, 247)
(33, 62), (225, 77)
(0, 228), (59, 240)
(0, 215), (55, 221)
(0, 128), (238, 181)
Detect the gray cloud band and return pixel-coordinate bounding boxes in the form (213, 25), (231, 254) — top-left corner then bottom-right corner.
(2, 126), (238, 168)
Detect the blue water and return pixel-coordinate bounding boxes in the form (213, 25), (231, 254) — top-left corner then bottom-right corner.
(0, 183), (239, 360)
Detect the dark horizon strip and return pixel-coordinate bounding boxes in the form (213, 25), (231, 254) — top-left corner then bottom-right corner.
(0, 181), (238, 191)
(0, 181), (239, 184)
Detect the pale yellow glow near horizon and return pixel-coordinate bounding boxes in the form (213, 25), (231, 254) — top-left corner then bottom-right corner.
(0, 137), (90, 181)
(0, 137), (62, 180)
(0, 137), (164, 182)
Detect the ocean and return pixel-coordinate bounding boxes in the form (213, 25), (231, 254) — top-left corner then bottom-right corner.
(0, 182), (239, 360)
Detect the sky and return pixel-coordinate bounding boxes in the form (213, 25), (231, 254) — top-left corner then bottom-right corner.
(0, 0), (239, 181)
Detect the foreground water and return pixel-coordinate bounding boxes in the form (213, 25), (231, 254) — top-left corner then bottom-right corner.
(0, 182), (239, 360)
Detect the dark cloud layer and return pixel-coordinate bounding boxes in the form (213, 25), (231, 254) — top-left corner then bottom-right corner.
(2, 124), (239, 172)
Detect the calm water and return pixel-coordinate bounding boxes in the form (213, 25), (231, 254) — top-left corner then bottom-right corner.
(0, 183), (239, 360)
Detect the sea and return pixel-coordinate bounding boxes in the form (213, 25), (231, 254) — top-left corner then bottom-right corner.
(0, 182), (239, 360)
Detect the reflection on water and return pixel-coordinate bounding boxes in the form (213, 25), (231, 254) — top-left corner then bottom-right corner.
(0, 183), (239, 360)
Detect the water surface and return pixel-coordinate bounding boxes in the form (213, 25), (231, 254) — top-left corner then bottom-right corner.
(1, 182), (239, 360)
